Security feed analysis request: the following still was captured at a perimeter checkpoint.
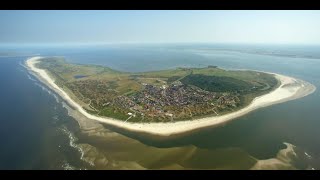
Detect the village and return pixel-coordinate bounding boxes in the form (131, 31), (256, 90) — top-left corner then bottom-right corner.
(112, 81), (241, 121)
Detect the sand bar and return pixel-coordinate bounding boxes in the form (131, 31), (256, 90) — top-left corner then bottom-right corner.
(26, 56), (316, 137)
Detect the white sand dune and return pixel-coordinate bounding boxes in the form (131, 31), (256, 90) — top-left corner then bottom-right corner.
(26, 56), (316, 137)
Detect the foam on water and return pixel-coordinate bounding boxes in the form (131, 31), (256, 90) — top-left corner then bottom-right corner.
(23, 59), (60, 103)
(61, 102), (72, 117)
(58, 125), (94, 167)
(27, 73), (37, 82)
(33, 82), (60, 103)
(304, 152), (312, 159)
(19, 60), (28, 69)
(25, 62), (92, 168)
(62, 161), (76, 170)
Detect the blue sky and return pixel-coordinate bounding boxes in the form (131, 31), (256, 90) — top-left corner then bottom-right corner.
(1, 10), (320, 45)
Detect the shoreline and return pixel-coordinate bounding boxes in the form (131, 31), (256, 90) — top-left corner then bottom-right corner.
(26, 56), (317, 137)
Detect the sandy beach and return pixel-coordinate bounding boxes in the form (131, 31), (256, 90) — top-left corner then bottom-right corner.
(26, 56), (317, 137)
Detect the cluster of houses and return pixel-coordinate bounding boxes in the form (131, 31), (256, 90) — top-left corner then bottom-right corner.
(111, 81), (240, 120)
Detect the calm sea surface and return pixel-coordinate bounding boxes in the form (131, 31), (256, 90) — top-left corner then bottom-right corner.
(0, 44), (319, 169)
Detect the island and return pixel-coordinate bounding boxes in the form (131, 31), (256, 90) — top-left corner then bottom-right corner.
(26, 56), (316, 137)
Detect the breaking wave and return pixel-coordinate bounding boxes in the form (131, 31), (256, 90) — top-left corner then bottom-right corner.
(62, 161), (76, 170)
(27, 73), (37, 82)
(58, 125), (94, 167)
(34, 82), (60, 103)
(23, 59), (59, 103)
(19, 60), (28, 69)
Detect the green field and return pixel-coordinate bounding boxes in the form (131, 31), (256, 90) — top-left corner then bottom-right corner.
(36, 57), (280, 123)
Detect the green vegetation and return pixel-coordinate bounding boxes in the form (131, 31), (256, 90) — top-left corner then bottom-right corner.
(180, 74), (253, 92)
(37, 58), (279, 123)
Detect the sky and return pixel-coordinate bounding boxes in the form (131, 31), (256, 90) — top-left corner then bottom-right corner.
(1, 10), (320, 45)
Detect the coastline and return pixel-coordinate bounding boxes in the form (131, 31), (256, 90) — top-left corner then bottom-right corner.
(26, 56), (317, 137)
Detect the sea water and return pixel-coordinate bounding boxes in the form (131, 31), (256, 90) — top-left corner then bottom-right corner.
(0, 44), (319, 169)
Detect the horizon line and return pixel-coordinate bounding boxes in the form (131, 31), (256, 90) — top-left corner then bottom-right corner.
(1, 42), (320, 47)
